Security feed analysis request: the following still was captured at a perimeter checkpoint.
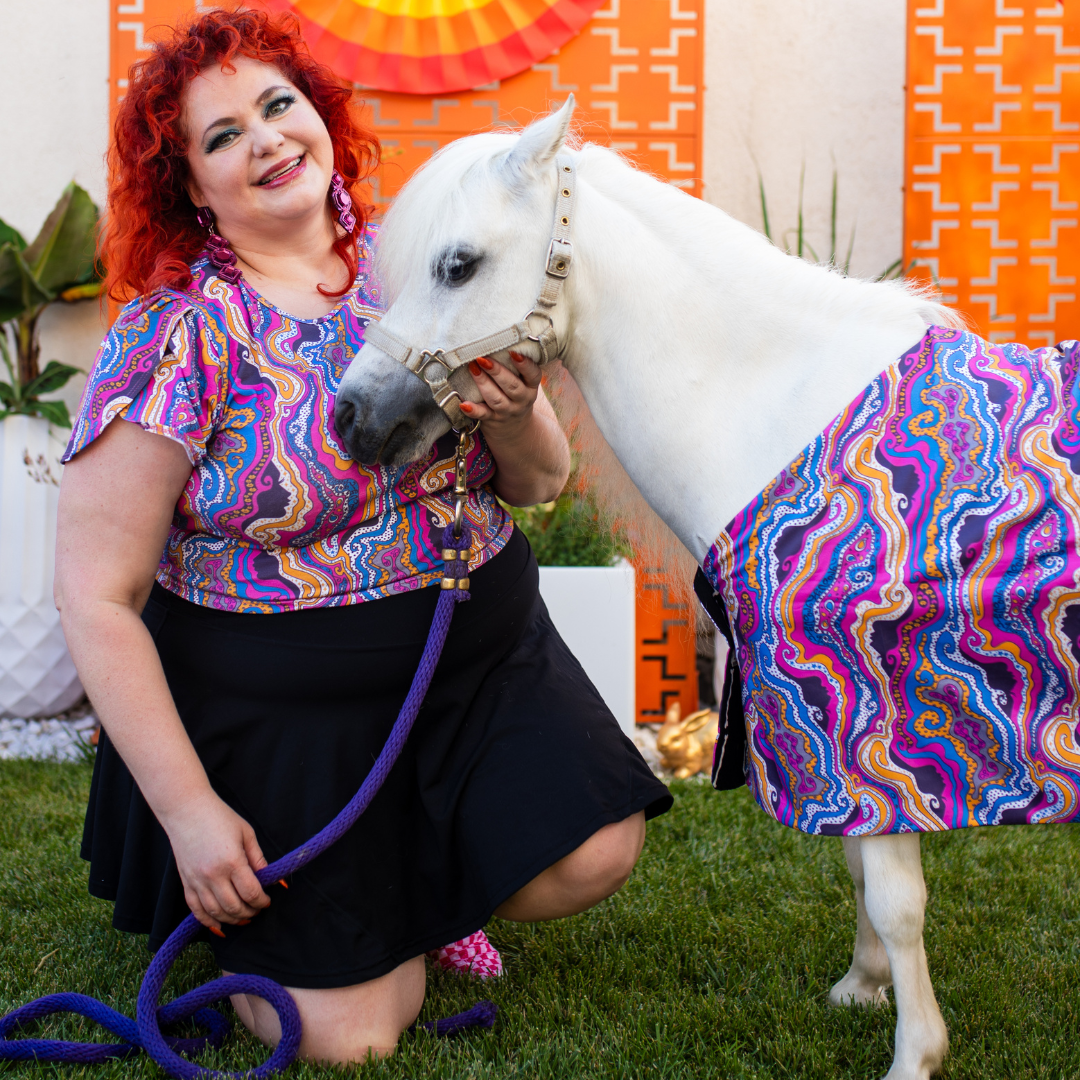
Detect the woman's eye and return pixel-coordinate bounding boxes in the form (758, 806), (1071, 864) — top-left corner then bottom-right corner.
(207, 129), (240, 153)
(265, 95), (295, 118)
(434, 249), (482, 286)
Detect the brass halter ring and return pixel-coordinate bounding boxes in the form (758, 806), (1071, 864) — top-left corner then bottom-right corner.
(523, 309), (555, 346)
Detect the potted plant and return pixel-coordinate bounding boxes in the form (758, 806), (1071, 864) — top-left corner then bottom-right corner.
(0, 182), (101, 718)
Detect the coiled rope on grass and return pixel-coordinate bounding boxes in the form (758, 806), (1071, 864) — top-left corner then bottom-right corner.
(0, 523), (495, 1078)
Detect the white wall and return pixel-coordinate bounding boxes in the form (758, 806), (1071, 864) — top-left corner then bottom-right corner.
(2, 0), (110, 238)
(538, 564), (636, 735)
(702, 0), (907, 281)
(2, 0), (112, 407)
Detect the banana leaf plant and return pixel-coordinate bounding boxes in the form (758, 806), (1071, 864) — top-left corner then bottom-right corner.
(0, 182), (102, 428)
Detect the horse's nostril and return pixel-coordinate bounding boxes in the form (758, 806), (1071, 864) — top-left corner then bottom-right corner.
(334, 397), (356, 440)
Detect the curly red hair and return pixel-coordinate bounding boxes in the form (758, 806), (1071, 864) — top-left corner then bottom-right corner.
(102, 7), (379, 302)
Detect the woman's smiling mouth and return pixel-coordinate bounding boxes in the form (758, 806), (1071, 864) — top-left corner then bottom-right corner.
(257, 154), (306, 187)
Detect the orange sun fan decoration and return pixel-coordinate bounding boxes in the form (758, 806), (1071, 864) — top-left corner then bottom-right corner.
(262, 0), (608, 95)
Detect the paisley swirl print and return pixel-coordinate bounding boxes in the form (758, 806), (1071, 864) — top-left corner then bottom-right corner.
(64, 232), (513, 613)
(703, 326), (1080, 834)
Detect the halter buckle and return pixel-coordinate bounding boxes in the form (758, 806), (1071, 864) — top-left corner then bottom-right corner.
(416, 349), (453, 385)
(546, 239), (573, 278)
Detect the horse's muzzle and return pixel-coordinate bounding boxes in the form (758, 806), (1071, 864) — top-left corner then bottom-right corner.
(333, 362), (448, 467)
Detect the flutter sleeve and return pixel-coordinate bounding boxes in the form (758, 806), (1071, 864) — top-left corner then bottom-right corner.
(63, 295), (227, 466)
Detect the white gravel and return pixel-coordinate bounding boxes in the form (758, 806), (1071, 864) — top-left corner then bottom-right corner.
(0, 704), (98, 762)
(1, 707), (668, 772)
(632, 723), (665, 777)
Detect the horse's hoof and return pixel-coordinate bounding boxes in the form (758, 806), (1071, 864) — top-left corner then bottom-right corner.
(881, 1065), (936, 1080)
(880, 1016), (948, 1080)
(828, 974), (889, 1008)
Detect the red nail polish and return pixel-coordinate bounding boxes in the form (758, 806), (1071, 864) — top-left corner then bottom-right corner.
(477, 356), (494, 370)
(511, 352), (526, 363)
(236, 919), (252, 926)
(209, 926), (226, 938)
(278, 879), (289, 889)
(460, 401), (474, 413)
(469, 361), (481, 376)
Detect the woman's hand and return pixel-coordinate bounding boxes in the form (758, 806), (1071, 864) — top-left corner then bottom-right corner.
(163, 791), (272, 934)
(463, 352), (571, 506)
(461, 352), (541, 435)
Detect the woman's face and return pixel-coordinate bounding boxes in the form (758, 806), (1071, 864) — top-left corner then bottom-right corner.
(182, 56), (335, 238)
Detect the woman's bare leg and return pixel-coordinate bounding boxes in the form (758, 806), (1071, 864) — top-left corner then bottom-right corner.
(494, 812), (646, 921)
(228, 812), (645, 1058)
(228, 954), (425, 1065)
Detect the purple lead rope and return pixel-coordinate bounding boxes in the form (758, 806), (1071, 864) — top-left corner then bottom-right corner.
(0, 522), (495, 1078)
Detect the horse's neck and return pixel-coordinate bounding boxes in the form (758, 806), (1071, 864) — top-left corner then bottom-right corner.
(561, 158), (931, 562)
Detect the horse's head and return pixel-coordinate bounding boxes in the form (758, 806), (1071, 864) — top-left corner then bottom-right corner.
(334, 98), (576, 466)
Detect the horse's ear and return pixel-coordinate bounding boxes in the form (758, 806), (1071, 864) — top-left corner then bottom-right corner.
(502, 94), (575, 184)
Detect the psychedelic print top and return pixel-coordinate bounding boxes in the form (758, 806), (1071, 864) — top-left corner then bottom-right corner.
(703, 326), (1080, 835)
(64, 235), (513, 613)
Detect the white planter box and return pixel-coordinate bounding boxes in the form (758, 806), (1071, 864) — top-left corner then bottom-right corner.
(537, 562), (636, 735)
(0, 415), (82, 718)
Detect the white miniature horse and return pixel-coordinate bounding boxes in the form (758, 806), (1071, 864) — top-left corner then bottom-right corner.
(335, 100), (969, 1079)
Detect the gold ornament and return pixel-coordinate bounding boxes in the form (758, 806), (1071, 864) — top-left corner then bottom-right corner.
(656, 701), (720, 779)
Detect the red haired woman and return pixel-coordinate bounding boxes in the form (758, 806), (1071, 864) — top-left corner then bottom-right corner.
(55, 9), (670, 1064)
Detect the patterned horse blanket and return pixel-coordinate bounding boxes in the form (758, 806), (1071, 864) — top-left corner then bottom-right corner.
(702, 326), (1080, 835)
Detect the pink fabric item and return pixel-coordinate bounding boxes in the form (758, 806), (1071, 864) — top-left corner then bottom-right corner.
(427, 931), (503, 979)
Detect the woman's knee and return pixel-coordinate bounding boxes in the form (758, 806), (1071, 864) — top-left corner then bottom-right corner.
(556, 811), (646, 900)
(494, 811), (647, 921)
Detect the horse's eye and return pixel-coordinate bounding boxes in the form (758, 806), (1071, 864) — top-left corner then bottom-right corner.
(434, 249), (482, 287)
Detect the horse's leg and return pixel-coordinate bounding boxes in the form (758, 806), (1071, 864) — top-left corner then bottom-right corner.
(860, 834), (948, 1080)
(829, 836), (892, 1007)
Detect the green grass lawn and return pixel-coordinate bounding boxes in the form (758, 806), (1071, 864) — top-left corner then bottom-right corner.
(1, 760), (1078, 1079)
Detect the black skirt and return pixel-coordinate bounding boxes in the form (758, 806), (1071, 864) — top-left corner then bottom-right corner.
(81, 528), (672, 988)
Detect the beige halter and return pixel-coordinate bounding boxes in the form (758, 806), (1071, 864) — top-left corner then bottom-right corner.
(361, 154), (577, 431)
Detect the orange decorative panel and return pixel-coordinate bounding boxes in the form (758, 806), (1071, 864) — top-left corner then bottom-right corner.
(904, 0), (1080, 345)
(634, 564), (698, 725)
(356, 0), (704, 208)
(110, 1), (704, 209)
(110, 3), (704, 722)
(110, 1), (200, 118)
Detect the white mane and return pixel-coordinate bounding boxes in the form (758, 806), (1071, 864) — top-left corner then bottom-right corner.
(564, 139), (961, 337)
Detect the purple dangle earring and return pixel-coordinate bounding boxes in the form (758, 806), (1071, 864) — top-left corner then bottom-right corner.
(195, 205), (243, 284)
(329, 170), (357, 233)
